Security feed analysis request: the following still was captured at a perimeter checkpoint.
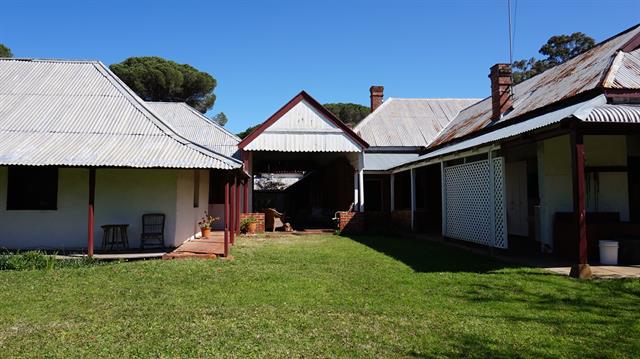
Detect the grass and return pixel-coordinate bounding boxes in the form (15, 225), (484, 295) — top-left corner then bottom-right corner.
(0, 251), (97, 271)
(0, 234), (638, 358)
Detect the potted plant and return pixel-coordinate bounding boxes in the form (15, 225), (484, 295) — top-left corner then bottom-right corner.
(240, 216), (258, 235)
(198, 212), (219, 238)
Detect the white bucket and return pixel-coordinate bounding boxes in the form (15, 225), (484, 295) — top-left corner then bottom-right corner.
(599, 240), (619, 265)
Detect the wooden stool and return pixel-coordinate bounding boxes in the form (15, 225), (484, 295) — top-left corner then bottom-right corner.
(101, 224), (129, 250)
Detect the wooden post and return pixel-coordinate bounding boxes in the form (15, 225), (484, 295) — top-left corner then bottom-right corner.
(243, 178), (249, 213)
(235, 176), (241, 234)
(224, 176), (229, 257)
(570, 130), (591, 279)
(231, 176), (237, 244)
(410, 168), (416, 232)
(88, 168), (96, 257)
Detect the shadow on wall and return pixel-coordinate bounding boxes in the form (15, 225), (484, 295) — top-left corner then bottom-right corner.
(343, 234), (515, 273)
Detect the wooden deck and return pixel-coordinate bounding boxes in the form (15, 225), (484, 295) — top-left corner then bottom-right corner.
(163, 231), (227, 260)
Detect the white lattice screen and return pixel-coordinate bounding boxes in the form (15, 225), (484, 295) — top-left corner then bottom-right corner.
(443, 157), (508, 248)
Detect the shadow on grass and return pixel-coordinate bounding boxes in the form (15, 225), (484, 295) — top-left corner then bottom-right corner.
(343, 234), (516, 273)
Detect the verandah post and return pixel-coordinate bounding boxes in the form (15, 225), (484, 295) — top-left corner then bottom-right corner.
(570, 129), (591, 279)
(235, 175), (241, 235)
(224, 175), (230, 257)
(243, 178), (249, 213)
(230, 176), (236, 245)
(87, 168), (96, 257)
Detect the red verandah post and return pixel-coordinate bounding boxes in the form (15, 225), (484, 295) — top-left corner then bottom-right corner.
(243, 178), (249, 213)
(224, 175), (230, 257)
(235, 176), (241, 234)
(570, 129), (590, 279)
(230, 176), (236, 245)
(87, 168), (96, 257)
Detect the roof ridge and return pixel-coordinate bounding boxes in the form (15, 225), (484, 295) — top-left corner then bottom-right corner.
(93, 62), (241, 167)
(0, 58), (101, 64)
(387, 97), (482, 101)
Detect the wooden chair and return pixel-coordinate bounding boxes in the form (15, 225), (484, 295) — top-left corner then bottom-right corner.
(264, 208), (285, 232)
(140, 213), (165, 249)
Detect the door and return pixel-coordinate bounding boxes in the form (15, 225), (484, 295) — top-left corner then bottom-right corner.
(506, 161), (528, 236)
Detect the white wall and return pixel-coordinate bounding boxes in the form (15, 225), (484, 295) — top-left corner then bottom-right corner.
(0, 167), (208, 250)
(0, 167), (88, 249)
(537, 134), (630, 251)
(537, 135), (573, 250)
(584, 135), (629, 221)
(175, 170), (209, 244)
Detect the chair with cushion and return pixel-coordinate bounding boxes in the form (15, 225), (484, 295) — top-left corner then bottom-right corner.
(140, 213), (165, 249)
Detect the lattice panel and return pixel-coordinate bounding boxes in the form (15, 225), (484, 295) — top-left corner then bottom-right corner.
(492, 157), (508, 249)
(443, 158), (508, 248)
(444, 161), (492, 246)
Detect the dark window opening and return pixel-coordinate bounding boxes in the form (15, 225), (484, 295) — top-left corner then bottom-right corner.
(7, 166), (58, 210)
(209, 170), (225, 204)
(193, 170), (200, 208)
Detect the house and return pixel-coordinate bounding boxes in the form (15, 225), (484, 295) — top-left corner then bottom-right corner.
(2, 23), (640, 276)
(0, 59), (245, 254)
(372, 24), (640, 277)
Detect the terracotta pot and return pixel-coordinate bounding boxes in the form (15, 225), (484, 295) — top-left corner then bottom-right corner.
(201, 227), (211, 238)
(248, 222), (257, 234)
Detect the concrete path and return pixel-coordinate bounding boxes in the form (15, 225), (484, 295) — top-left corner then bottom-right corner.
(545, 265), (640, 279)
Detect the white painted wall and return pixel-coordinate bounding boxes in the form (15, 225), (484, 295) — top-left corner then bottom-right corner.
(584, 135), (629, 221)
(537, 134), (630, 251)
(176, 170), (209, 243)
(0, 167), (209, 250)
(0, 167), (88, 249)
(537, 135), (573, 250)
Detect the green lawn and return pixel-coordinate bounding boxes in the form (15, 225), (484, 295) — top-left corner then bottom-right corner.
(0, 235), (639, 358)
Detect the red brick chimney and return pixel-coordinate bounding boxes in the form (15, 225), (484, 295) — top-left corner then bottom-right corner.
(370, 85), (384, 112)
(489, 64), (513, 120)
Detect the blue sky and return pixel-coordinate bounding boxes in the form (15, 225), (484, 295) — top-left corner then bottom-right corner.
(1, 0), (639, 133)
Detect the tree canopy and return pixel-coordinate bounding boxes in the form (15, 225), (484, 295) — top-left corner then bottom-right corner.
(0, 44), (13, 57)
(513, 32), (595, 83)
(323, 103), (370, 128)
(110, 56), (217, 113)
(237, 124), (260, 139)
(212, 112), (228, 127)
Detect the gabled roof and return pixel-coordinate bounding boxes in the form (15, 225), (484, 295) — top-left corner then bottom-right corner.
(354, 98), (480, 147)
(429, 24), (640, 148)
(146, 102), (241, 159)
(0, 58), (241, 169)
(238, 91), (369, 152)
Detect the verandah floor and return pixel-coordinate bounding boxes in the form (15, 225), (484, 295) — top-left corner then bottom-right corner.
(163, 231), (226, 260)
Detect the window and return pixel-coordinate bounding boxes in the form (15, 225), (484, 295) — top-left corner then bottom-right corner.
(7, 166), (58, 210)
(209, 170), (225, 204)
(193, 170), (200, 208)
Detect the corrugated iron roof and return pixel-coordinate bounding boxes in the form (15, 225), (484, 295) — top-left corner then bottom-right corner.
(363, 152), (420, 171)
(241, 93), (366, 152)
(586, 104), (640, 123)
(354, 98), (480, 147)
(429, 24), (640, 148)
(392, 95), (607, 171)
(0, 59), (241, 169)
(145, 102), (241, 159)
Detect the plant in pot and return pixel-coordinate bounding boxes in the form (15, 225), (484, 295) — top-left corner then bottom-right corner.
(198, 212), (219, 238)
(240, 216), (258, 235)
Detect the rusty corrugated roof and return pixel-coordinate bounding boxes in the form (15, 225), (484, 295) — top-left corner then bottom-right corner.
(429, 24), (640, 148)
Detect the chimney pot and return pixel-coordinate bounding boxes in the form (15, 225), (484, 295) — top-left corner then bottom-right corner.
(370, 85), (384, 112)
(489, 64), (513, 120)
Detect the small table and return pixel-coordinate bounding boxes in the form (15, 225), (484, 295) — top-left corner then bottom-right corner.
(101, 224), (129, 250)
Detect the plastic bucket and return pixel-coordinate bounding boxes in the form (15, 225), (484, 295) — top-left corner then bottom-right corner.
(599, 240), (619, 265)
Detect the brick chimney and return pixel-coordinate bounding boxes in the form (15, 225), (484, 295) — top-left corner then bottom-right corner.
(370, 85), (384, 112)
(489, 64), (513, 120)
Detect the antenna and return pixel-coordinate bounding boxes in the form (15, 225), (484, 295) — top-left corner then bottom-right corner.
(507, 0), (516, 98)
